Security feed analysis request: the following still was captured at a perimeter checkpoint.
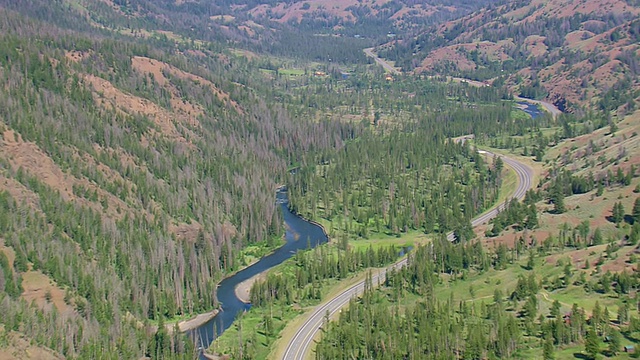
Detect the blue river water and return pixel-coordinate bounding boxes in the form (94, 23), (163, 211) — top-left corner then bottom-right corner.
(192, 187), (328, 353)
(518, 102), (542, 119)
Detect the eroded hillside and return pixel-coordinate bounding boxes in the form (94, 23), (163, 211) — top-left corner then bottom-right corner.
(381, 0), (640, 112)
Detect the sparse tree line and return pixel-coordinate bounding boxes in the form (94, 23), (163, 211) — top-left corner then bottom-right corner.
(250, 244), (402, 307)
(316, 230), (640, 360)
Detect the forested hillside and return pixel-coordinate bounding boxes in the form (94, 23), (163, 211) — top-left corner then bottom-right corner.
(0, 1), (358, 358)
(379, 0), (640, 112)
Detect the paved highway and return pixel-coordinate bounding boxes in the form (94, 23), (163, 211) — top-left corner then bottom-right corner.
(363, 47), (400, 75)
(282, 150), (534, 360)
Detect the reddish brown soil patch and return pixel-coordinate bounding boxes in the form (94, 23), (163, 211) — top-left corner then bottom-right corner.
(21, 271), (74, 315)
(600, 249), (637, 273)
(85, 74), (195, 146)
(524, 35), (548, 57)
(131, 56), (242, 114)
(591, 59), (625, 89)
(0, 174), (42, 212)
(0, 328), (64, 360)
(418, 46), (475, 72)
(546, 245), (607, 267)
(65, 50), (91, 63)
(169, 221), (202, 242)
(1, 128), (129, 220)
(524, 0), (639, 19)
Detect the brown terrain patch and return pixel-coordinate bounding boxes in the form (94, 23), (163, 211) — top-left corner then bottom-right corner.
(131, 56), (242, 114)
(548, 109), (640, 178)
(390, 4), (438, 23)
(591, 59), (625, 89)
(545, 244), (637, 273)
(169, 221), (202, 242)
(0, 174), (42, 212)
(524, 35), (548, 57)
(545, 245), (607, 267)
(0, 327), (63, 360)
(0, 238), (16, 270)
(418, 46), (475, 72)
(21, 271), (74, 315)
(65, 50), (91, 63)
(247, 0), (448, 26)
(414, 0), (640, 110)
(238, 25), (256, 37)
(0, 128), (130, 220)
(565, 30), (594, 46)
(85, 74), (197, 146)
(600, 246), (638, 272)
(130, 56), (205, 120)
(524, 0), (640, 19)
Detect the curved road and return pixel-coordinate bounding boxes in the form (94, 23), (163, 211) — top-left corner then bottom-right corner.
(364, 47), (400, 75)
(282, 150), (534, 360)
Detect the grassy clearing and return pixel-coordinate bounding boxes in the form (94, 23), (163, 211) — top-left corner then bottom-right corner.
(278, 68), (305, 76)
(237, 236), (286, 268)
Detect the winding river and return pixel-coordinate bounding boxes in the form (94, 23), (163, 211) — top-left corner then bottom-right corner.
(192, 187), (328, 352)
(517, 101), (543, 119)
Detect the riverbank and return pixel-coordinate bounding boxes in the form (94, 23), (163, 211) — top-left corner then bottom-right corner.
(514, 95), (561, 118)
(175, 310), (219, 332)
(195, 189), (332, 356)
(233, 217), (332, 304)
(145, 309), (220, 334)
(234, 271), (267, 303)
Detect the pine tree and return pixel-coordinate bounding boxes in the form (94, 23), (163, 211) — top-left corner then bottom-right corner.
(543, 335), (555, 360)
(630, 222), (640, 245)
(592, 228), (603, 245)
(527, 250), (535, 270)
(612, 202), (624, 225)
(585, 327), (600, 359)
(633, 197), (640, 224)
(525, 204), (538, 229)
(550, 185), (566, 214)
(608, 328), (621, 355)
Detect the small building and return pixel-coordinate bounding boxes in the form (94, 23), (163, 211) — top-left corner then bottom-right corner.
(625, 345), (635, 353)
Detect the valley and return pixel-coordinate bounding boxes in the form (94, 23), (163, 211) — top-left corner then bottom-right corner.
(0, 1), (638, 360)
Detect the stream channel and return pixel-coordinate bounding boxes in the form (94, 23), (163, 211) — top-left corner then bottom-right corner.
(192, 187), (328, 353)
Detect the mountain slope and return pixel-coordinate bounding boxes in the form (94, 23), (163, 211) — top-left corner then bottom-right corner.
(0, 2), (355, 358)
(381, 0), (640, 112)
